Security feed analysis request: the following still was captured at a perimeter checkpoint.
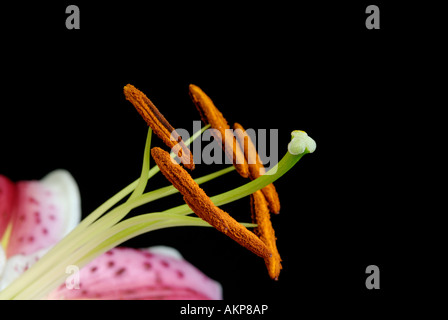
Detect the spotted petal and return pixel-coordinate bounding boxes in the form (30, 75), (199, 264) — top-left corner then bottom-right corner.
(0, 175), (15, 240)
(47, 246), (222, 300)
(6, 170), (81, 257)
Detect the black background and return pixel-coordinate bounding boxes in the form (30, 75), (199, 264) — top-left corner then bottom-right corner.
(0, 0), (432, 316)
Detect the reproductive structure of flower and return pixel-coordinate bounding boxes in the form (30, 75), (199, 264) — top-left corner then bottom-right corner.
(0, 83), (316, 299)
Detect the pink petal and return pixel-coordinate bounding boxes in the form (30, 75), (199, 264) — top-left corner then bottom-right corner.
(47, 247), (222, 300)
(6, 170), (81, 258)
(0, 246), (5, 278)
(0, 175), (16, 240)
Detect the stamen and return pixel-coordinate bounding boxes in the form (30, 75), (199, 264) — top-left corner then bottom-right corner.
(151, 147), (271, 259)
(189, 84), (249, 177)
(250, 191), (282, 280)
(233, 123), (281, 214)
(124, 84), (195, 170)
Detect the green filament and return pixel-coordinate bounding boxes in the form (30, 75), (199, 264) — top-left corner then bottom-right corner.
(0, 125), (314, 300)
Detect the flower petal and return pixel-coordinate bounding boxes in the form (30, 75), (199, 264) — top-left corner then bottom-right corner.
(0, 175), (15, 240)
(47, 246), (222, 300)
(0, 247), (49, 290)
(6, 170), (81, 257)
(0, 246), (6, 278)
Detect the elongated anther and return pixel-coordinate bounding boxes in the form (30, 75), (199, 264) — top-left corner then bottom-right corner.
(189, 84), (249, 177)
(233, 123), (281, 214)
(151, 147), (271, 259)
(251, 190), (282, 280)
(124, 84), (195, 170)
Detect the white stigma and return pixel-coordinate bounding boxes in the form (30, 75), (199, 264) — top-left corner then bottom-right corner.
(287, 130), (316, 155)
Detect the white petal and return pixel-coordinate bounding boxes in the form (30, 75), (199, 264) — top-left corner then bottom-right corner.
(146, 246), (184, 260)
(0, 248), (49, 291)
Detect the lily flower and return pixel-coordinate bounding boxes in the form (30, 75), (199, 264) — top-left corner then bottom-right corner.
(0, 84), (315, 300)
(0, 170), (80, 290)
(0, 171), (222, 299)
